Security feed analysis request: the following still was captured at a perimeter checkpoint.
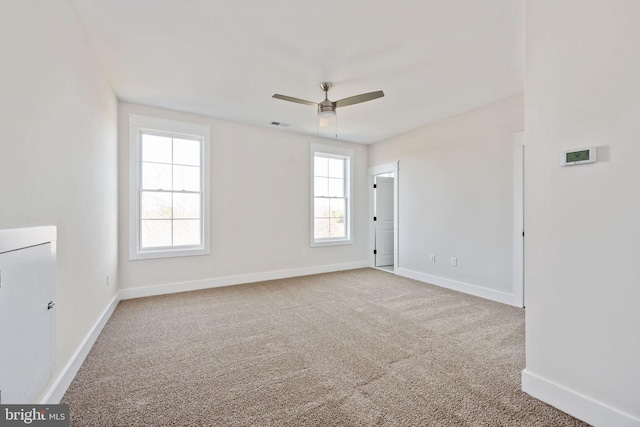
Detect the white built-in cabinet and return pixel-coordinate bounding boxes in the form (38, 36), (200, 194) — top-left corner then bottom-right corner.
(0, 226), (56, 404)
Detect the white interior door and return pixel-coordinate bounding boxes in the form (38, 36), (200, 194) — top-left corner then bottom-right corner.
(0, 243), (55, 403)
(375, 176), (394, 267)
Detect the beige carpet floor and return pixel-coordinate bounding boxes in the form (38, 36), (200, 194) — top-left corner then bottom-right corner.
(63, 268), (588, 426)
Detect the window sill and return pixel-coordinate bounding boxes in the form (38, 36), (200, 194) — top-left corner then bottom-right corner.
(129, 247), (210, 261)
(310, 239), (353, 248)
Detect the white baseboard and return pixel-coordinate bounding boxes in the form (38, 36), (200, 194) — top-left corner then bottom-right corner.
(522, 369), (640, 427)
(39, 293), (120, 404)
(395, 268), (520, 307)
(119, 261), (369, 300)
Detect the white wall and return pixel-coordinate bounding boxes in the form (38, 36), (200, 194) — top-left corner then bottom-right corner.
(118, 103), (369, 293)
(0, 0), (118, 399)
(369, 94), (524, 305)
(523, 1), (640, 425)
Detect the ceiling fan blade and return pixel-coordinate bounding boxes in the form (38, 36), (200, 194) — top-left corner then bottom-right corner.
(335, 91), (384, 108)
(272, 94), (317, 107)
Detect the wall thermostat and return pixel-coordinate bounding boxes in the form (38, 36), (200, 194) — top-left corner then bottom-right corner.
(561, 147), (596, 166)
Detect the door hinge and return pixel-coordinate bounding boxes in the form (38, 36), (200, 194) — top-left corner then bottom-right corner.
(373, 250), (377, 255)
(373, 216), (377, 221)
(373, 184), (377, 189)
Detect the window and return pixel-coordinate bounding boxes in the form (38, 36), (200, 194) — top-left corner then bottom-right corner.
(129, 114), (210, 260)
(310, 143), (353, 246)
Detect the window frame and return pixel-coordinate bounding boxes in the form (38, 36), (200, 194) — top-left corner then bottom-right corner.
(310, 143), (354, 247)
(128, 114), (211, 260)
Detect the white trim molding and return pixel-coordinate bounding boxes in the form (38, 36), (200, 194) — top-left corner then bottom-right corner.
(396, 267), (520, 307)
(512, 131), (524, 308)
(128, 114), (211, 261)
(120, 261), (369, 300)
(40, 293), (120, 404)
(309, 143), (354, 247)
(368, 161), (399, 177)
(522, 369), (640, 427)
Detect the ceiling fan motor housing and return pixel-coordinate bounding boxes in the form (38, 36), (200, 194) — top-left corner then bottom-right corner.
(318, 100), (336, 117)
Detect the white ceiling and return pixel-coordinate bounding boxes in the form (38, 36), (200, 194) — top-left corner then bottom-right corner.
(72, 0), (524, 144)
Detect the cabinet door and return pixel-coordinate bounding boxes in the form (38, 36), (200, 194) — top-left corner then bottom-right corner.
(0, 243), (55, 403)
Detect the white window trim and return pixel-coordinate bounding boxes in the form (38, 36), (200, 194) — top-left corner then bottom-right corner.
(128, 114), (211, 260)
(310, 143), (354, 247)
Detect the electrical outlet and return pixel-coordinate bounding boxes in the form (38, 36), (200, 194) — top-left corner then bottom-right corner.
(451, 257), (458, 266)
(430, 255), (436, 263)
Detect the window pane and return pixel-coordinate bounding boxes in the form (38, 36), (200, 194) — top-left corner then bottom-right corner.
(314, 218), (330, 239)
(314, 156), (328, 177)
(141, 191), (172, 219)
(142, 134), (172, 163)
(173, 220), (201, 246)
(174, 193), (200, 219)
(314, 177), (329, 197)
(314, 197), (330, 218)
(173, 165), (200, 191)
(328, 158), (344, 178)
(142, 162), (172, 190)
(329, 217), (346, 238)
(329, 198), (345, 218)
(328, 178), (344, 197)
(173, 138), (201, 166)
(141, 220), (172, 248)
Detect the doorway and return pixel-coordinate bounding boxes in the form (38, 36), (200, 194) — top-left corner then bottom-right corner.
(374, 175), (394, 268)
(369, 162), (399, 272)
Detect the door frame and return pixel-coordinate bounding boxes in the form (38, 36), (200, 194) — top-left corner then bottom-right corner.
(368, 161), (399, 270)
(513, 131), (525, 307)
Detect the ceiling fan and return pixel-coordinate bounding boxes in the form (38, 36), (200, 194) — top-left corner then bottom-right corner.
(273, 82), (384, 118)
